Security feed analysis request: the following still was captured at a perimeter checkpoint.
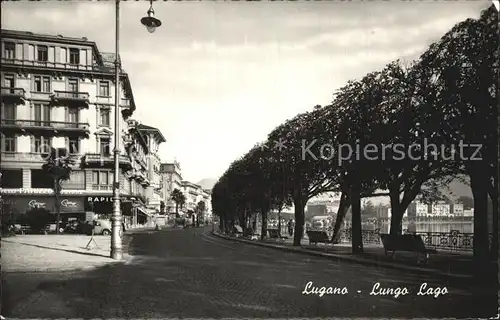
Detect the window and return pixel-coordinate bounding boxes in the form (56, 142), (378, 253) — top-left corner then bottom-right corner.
(33, 136), (51, 153)
(68, 78), (78, 92)
(31, 169), (53, 188)
(3, 42), (15, 60)
(98, 81), (110, 96)
(3, 74), (14, 89)
(68, 109), (79, 127)
(61, 170), (85, 190)
(68, 137), (79, 154)
(99, 109), (110, 127)
(3, 104), (16, 124)
(92, 170), (113, 188)
(33, 76), (51, 92)
(3, 135), (16, 152)
(69, 48), (80, 65)
(33, 104), (51, 126)
(0, 169), (22, 188)
(37, 45), (48, 62)
(100, 137), (111, 156)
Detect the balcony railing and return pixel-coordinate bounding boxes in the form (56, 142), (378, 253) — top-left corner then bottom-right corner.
(1, 87), (26, 102)
(1, 58), (127, 74)
(92, 184), (113, 191)
(1, 119), (90, 132)
(52, 91), (89, 105)
(84, 153), (131, 168)
(1, 151), (46, 162)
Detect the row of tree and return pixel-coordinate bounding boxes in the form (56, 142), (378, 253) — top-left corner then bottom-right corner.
(211, 6), (498, 274)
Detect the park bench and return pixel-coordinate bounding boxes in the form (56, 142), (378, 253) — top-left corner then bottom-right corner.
(306, 230), (333, 245)
(380, 233), (437, 264)
(243, 228), (259, 240)
(267, 228), (288, 242)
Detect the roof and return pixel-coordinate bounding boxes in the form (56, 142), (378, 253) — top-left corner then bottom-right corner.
(138, 124), (166, 143)
(1, 29), (103, 65)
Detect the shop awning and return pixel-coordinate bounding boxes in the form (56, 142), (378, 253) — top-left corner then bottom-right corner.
(137, 206), (150, 216)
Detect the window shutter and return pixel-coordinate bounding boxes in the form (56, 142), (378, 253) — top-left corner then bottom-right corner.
(64, 107), (68, 123)
(30, 135), (34, 153)
(65, 137), (69, 152)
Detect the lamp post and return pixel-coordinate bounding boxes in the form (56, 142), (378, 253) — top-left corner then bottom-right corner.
(111, 0), (162, 260)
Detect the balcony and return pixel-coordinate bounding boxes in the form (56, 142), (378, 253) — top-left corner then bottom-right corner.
(92, 184), (113, 191)
(95, 97), (132, 108)
(1, 87), (26, 104)
(0, 119), (90, 136)
(1, 58), (95, 72)
(83, 153), (132, 170)
(51, 91), (89, 108)
(1, 151), (46, 163)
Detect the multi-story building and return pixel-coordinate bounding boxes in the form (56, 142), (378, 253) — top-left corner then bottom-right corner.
(431, 202), (451, 216)
(182, 180), (201, 212)
(0, 29), (150, 226)
(408, 201), (431, 217)
(201, 188), (212, 220)
(159, 161), (182, 214)
(136, 123), (165, 213)
(451, 203), (464, 216)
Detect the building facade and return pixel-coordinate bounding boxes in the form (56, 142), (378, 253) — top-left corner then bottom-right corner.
(182, 180), (201, 213)
(159, 161), (182, 214)
(0, 29), (150, 226)
(136, 123), (166, 213)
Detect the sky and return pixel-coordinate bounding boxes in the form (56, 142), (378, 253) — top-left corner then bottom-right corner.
(1, 0), (489, 183)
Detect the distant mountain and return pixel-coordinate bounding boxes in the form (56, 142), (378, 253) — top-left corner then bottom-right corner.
(197, 178), (217, 190)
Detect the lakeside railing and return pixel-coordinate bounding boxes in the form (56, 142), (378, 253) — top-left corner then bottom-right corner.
(337, 229), (493, 252)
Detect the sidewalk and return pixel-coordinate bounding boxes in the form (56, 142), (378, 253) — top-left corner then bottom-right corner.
(212, 232), (497, 280)
(2, 234), (133, 273)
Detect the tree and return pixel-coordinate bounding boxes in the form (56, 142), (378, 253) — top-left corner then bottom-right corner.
(415, 5), (498, 274)
(195, 200), (206, 227)
(267, 109), (339, 246)
(361, 201), (377, 220)
(24, 207), (53, 234)
(171, 188), (186, 217)
(41, 147), (76, 234)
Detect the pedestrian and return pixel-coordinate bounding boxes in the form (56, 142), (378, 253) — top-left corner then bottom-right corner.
(288, 219), (294, 237)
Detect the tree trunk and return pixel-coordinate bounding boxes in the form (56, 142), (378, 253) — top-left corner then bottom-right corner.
(293, 197), (305, 246)
(54, 180), (61, 235)
(260, 209), (268, 241)
(470, 171), (490, 285)
(331, 191), (350, 243)
(489, 183), (498, 259)
(277, 207), (282, 237)
(351, 179), (363, 254)
(389, 189), (404, 236)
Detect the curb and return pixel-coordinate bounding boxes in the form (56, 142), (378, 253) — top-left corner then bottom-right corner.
(211, 232), (473, 280)
(3, 255), (133, 274)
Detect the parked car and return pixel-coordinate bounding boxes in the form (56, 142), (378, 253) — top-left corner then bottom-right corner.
(91, 219), (112, 235)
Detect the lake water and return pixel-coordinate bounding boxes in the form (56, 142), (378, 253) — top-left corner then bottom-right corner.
(378, 221), (474, 234)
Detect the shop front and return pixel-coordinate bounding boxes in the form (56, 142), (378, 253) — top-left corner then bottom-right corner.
(1, 195), (85, 221)
(84, 195), (134, 223)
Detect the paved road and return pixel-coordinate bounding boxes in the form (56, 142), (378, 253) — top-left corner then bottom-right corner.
(2, 227), (497, 318)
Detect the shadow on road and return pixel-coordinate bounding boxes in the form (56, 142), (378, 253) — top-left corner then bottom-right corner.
(3, 228), (498, 318)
